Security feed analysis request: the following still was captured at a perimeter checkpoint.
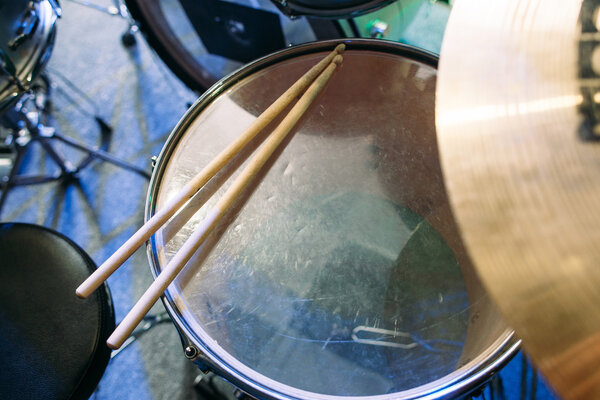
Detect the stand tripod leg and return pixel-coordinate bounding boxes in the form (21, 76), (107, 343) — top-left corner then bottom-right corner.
(51, 131), (151, 179)
(20, 111), (75, 176)
(37, 137), (76, 176)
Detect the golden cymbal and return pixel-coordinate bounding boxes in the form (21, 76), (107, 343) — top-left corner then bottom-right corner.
(435, 0), (600, 398)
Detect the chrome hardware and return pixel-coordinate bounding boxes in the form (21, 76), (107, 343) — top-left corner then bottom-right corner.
(184, 345), (198, 359)
(47, 0), (63, 17)
(367, 19), (389, 39)
(8, 3), (40, 50)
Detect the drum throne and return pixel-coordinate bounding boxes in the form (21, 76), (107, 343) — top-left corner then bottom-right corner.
(0, 222), (115, 399)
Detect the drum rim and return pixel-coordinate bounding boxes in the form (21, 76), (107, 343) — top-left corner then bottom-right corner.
(145, 39), (519, 400)
(275, 0), (397, 18)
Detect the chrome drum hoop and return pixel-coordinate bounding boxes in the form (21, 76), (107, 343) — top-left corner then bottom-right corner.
(146, 39), (520, 400)
(271, 0), (396, 18)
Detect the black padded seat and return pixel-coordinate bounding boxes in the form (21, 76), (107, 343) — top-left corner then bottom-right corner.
(0, 223), (115, 400)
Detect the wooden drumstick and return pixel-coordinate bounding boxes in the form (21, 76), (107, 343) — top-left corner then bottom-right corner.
(76, 44), (346, 299)
(106, 54), (343, 349)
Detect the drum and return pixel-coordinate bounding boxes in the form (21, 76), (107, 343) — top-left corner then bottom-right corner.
(0, 0), (59, 113)
(146, 40), (518, 399)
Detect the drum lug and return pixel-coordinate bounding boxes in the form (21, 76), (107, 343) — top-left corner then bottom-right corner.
(151, 155), (158, 170)
(164, 302), (213, 372)
(184, 345), (198, 359)
(183, 344), (212, 373)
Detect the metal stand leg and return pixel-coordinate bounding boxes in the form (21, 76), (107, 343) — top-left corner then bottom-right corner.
(17, 104), (151, 180)
(520, 356), (538, 400)
(50, 130), (151, 179)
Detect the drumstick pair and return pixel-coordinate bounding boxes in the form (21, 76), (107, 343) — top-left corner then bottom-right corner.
(76, 44), (345, 349)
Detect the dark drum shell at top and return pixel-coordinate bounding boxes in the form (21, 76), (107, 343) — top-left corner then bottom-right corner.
(271, 0), (395, 18)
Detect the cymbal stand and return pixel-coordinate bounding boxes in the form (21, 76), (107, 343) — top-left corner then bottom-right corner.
(0, 85), (151, 215)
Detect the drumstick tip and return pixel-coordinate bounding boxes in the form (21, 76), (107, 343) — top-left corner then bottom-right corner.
(333, 54), (344, 65)
(75, 285), (89, 299)
(106, 339), (119, 350)
(335, 43), (346, 54)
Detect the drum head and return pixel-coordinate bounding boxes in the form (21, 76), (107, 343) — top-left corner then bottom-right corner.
(147, 40), (517, 399)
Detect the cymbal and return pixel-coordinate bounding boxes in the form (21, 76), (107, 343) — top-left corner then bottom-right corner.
(435, 0), (600, 399)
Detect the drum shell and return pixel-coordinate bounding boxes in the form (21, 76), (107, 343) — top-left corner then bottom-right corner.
(146, 39), (519, 400)
(0, 0), (57, 112)
(272, 0), (395, 18)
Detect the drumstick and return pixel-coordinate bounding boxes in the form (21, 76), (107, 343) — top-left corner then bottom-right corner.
(106, 54), (344, 349)
(76, 43), (346, 299)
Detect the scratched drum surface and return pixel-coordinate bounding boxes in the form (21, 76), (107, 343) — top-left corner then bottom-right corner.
(148, 44), (509, 397)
